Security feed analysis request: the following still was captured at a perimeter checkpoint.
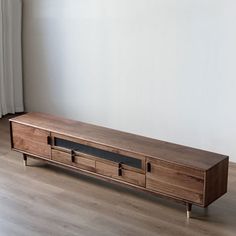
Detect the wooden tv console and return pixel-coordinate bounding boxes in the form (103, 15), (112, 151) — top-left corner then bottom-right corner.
(9, 113), (228, 218)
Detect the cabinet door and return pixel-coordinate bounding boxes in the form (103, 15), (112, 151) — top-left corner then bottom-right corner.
(96, 160), (145, 187)
(146, 158), (204, 204)
(11, 122), (51, 159)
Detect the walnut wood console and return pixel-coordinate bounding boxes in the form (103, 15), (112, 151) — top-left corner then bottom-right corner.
(9, 113), (229, 218)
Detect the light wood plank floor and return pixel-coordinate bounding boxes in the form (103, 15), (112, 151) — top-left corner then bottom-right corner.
(0, 117), (236, 236)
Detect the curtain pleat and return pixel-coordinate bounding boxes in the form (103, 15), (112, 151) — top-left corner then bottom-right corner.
(0, 0), (23, 118)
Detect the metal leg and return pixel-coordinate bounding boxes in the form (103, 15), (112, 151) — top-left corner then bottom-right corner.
(186, 203), (192, 219)
(23, 154), (27, 166)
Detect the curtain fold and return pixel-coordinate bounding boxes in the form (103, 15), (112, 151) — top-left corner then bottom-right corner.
(0, 0), (23, 118)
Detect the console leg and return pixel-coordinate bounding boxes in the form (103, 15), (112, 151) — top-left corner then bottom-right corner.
(186, 203), (192, 219)
(23, 154), (27, 166)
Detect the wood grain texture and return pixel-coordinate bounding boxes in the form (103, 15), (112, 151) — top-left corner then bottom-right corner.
(74, 154), (96, 172)
(96, 161), (145, 187)
(11, 122), (51, 158)
(146, 158), (204, 179)
(52, 149), (96, 172)
(51, 149), (72, 166)
(1, 117), (236, 236)
(146, 178), (203, 204)
(146, 158), (204, 203)
(204, 157), (229, 206)
(10, 112), (227, 170)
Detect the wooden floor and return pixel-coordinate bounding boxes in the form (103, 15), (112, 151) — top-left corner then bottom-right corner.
(0, 117), (236, 236)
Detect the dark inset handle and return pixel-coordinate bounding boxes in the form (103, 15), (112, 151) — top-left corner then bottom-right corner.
(71, 150), (75, 162)
(47, 136), (52, 145)
(118, 162), (123, 176)
(147, 162), (151, 172)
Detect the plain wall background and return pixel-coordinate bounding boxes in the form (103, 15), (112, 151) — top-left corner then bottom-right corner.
(22, 0), (236, 161)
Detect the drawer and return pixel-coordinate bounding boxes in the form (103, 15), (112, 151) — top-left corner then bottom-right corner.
(11, 122), (51, 158)
(52, 149), (72, 165)
(96, 161), (145, 187)
(52, 149), (95, 172)
(146, 158), (204, 204)
(73, 153), (95, 172)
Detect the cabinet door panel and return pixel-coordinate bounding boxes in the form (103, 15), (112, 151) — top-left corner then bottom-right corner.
(12, 123), (51, 158)
(146, 158), (204, 204)
(147, 177), (203, 203)
(96, 161), (145, 187)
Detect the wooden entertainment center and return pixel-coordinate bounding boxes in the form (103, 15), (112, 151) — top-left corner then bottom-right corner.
(9, 113), (229, 218)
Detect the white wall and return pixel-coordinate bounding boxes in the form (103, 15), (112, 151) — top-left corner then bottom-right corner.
(23, 0), (236, 161)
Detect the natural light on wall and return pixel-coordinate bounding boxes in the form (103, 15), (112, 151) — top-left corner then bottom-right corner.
(22, 0), (236, 162)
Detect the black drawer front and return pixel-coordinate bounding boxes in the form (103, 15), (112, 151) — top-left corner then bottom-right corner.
(54, 137), (142, 169)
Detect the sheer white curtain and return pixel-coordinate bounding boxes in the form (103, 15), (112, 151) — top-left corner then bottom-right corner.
(0, 0), (23, 118)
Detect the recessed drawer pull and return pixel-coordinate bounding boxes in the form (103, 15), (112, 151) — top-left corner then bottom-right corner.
(71, 149), (75, 162)
(47, 136), (52, 145)
(147, 162), (151, 172)
(118, 162), (123, 176)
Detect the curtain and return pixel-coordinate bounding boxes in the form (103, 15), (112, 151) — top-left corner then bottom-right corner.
(0, 0), (23, 118)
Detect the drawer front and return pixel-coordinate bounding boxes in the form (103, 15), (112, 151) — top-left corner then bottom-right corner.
(96, 161), (145, 187)
(12, 122), (51, 158)
(52, 149), (72, 165)
(74, 155), (95, 172)
(52, 149), (95, 172)
(146, 158), (204, 204)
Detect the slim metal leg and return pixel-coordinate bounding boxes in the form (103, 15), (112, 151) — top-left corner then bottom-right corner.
(23, 154), (27, 166)
(186, 203), (192, 219)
